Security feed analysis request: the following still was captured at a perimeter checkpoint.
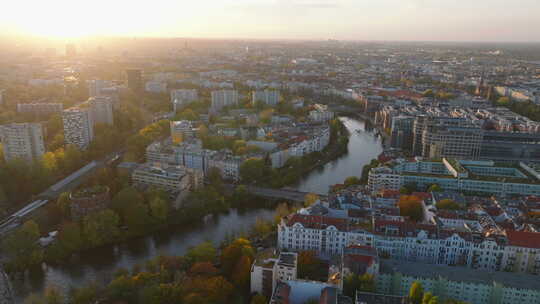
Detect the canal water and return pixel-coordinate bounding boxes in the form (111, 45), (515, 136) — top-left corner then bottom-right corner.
(15, 116), (382, 300)
(294, 117), (383, 195)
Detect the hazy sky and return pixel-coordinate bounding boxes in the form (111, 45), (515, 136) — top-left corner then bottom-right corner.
(1, 0), (539, 41)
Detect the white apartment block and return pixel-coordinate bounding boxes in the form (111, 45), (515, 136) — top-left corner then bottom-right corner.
(288, 127), (330, 157)
(0, 123), (45, 162)
(309, 104), (335, 123)
(211, 90), (238, 112)
(62, 108), (94, 150)
(252, 90), (280, 106)
(278, 213), (540, 276)
(251, 252), (298, 298)
(89, 97), (114, 126)
(171, 89), (198, 111)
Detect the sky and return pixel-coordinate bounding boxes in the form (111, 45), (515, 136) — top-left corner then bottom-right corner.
(1, 0), (539, 42)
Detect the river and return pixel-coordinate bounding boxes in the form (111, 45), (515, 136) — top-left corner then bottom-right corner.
(14, 116), (382, 300)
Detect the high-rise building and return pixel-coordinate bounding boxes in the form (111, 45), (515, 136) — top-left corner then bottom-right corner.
(0, 123), (45, 162)
(252, 89), (280, 106)
(65, 44), (76, 57)
(17, 102), (63, 115)
(62, 108), (94, 150)
(88, 97), (114, 126)
(126, 69), (143, 91)
(211, 90), (238, 112)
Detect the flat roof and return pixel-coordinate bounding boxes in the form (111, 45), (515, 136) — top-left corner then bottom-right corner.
(380, 259), (540, 290)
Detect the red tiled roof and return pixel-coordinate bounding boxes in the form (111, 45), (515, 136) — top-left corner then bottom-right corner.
(506, 230), (540, 249)
(286, 214), (349, 231)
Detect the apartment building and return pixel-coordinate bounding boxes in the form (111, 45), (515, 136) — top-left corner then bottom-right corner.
(88, 97), (114, 126)
(131, 162), (203, 194)
(170, 120), (196, 144)
(368, 158), (540, 197)
(211, 90), (238, 112)
(252, 89), (280, 106)
(0, 123), (45, 162)
(171, 89), (198, 111)
(309, 104), (335, 123)
(62, 107), (94, 149)
(250, 251), (298, 298)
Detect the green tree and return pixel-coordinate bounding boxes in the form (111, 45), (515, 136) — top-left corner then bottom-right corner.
(344, 176), (362, 187)
(71, 283), (100, 304)
(150, 196), (169, 222)
(240, 158), (271, 184)
(436, 199), (462, 210)
(44, 287), (64, 304)
(422, 292), (433, 304)
(56, 192), (71, 218)
(112, 186), (144, 216)
(427, 184), (442, 193)
(186, 241), (217, 264)
(124, 202), (152, 235)
(409, 281), (424, 304)
(83, 209), (121, 247)
(497, 96), (511, 106)
(428, 296), (439, 304)
(3, 220), (43, 270)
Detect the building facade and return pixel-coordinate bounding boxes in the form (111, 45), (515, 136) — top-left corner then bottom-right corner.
(62, 108), (94, 149)
(0, 123), (45, 162)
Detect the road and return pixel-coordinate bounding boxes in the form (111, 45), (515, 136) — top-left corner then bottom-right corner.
(0, 151), (123, 237)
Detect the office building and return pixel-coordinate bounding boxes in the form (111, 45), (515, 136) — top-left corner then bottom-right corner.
(126, 69), (143, 91)
(88, 97), (114, 126)
(252, 89), (280, 106)
(211, 90), (238, 112)
(62, 108), (94, 150)
(0, 123), (45, 162)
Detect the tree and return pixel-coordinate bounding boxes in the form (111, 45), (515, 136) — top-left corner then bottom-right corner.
(150, 196), (169, 222)
(240, 158), (271, 184)
(344, 176), (362, 187)
(428, 296), (439, 304)
(221, 238), (255, 278)
(409, 281), (424, 304)
(231, 254), (252, 289)
(124, 201), (152, 235)
(304, 193), (319, 207)
(251, 294), (267, 304)
(44, 287), (64, 304)
(436, 199), (462, 210)
(207, 167), (224, 190)
(186, 241), (217, 264)
(427, 184), (442, 193)
(83, 209), (121, 247)
(3, 220), (43, 270)
(188, 262), (219, 277)
(112, 186), (144, 216)
(422, 292), (433, 304)
(71, 283), (100, 304)
(297, 251), (322, 280)
(398, 195), (424, 222)
(497, 96), (511, 106)
(56, 192), (71, 218)
(253, 218), (272, 237)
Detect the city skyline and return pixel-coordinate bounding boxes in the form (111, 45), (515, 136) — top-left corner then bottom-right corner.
(1, 0), (539, 42)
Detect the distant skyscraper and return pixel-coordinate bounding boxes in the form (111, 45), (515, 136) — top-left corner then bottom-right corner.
(0, 123), (45, 162)
(211, 90), (238, 112)
(89, 97), (114, 126)
(62, 108), (94, 150)
(126, 69), (143, 91)
(65, 44), (76, 57)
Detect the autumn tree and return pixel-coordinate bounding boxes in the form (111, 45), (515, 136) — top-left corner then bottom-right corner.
(83, 209), (121, 247)
(3, 220), (43, 270)
(409, 281), (424, 304)
(398, 195), (424, 222)
(304, 193), (319, 207)
(186, 241), (217, 264)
